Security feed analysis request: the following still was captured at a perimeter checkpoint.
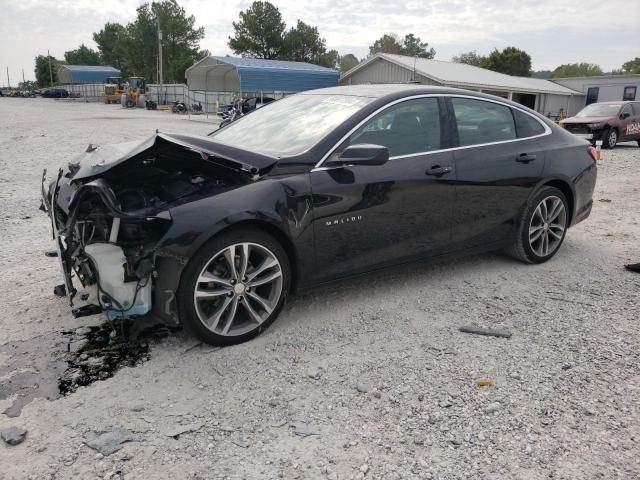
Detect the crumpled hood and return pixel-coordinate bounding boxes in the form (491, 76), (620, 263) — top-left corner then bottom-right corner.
(561, 116), (611, 125)
(70, 133), (279, 182)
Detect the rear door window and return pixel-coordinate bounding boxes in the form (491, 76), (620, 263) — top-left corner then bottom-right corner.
(451, 97), (516, 146)
(513, 108), (546, 138)
(347, 97), (441, 157)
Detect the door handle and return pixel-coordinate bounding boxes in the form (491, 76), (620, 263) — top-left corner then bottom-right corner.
(426, 165), (452, 176)
(516, 153), (537, 163)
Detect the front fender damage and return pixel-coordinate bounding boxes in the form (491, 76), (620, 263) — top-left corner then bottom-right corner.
(42, 133), (273, 325)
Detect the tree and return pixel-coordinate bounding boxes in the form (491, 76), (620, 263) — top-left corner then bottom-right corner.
(401, 33), (435, 59)
(93, 23), (128, 71)
(18, 80), (38, 91)
(34, 54), (63, 87)
(64, 44), (102, 65)
(314, 49), (340, 69)
(339, 53), (360, 72)
(90, 1), (205, 83)
(621, 57), (640, 74)
(284, 20), (326, 63)
(531, 70), (552, 79)
(228, 1), (286, 59)
(452, 50), (485, 67)
(369, 33), (435, 58)
(369, 33), (402, 55)
(551, 62), (603, 78)
(128, 0), (205, 83)
(482, 47), (531, 77)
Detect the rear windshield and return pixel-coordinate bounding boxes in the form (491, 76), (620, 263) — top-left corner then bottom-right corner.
(575, 103), (622, 117)
(210, 94), (374, 157)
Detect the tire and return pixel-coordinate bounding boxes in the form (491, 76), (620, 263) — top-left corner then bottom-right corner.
(125, 99), (136, 109)
(506, 186), (569, 264)
(602, 128), (617, 149)
(177, 227), (291, 346)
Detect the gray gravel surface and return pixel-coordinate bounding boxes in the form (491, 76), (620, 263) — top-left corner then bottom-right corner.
(0, 98), (639, 479)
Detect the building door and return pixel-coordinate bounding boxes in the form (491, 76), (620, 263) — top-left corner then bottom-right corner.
(586, 87), (599, 105)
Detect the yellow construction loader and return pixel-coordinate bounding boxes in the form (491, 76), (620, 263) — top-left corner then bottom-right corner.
(101, 77), (124, 104)
(124, 77), (146, 108)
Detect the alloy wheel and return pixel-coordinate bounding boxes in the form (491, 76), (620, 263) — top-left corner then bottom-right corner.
(193, 242), (283, 336)
(528, 196), (567, 257)
(608, 130), (617, 148)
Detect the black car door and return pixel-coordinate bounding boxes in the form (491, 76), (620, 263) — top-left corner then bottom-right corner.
(447, 96), (546, 248)
(309, 96), (456, 282)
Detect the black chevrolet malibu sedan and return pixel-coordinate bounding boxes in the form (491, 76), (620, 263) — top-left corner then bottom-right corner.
(42, 85), (597, 345)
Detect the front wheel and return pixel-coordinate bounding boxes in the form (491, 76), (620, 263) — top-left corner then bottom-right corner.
(507, 187), (569, 264)
(178, 228), (290, 346)
(603, 128), (617, 149)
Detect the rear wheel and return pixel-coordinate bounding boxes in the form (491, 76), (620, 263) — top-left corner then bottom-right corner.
(603, 128), (617, 149)
(507, 187), (569, 264)
(178, 228), (290, 346)
(125, 99), (135, 109)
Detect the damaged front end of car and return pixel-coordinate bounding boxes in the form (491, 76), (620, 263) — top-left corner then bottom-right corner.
(41, 133), (277, 323)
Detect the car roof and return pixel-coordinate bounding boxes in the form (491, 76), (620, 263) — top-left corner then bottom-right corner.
(299, 84), (477, 98)
(297, 84), (552, 119)
(594, 101), (634, 105)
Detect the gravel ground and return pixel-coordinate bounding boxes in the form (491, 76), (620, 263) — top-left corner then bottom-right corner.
(0, 98), (639, 480)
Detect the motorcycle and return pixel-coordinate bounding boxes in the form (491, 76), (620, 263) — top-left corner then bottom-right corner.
(171, 101), (203, 114)
(171, 101), (187, 114)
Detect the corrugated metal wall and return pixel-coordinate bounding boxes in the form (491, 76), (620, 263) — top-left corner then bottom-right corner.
(538, 93), (590, 118)
(340, 58), (441, 86)
(237, 68), (339, 92)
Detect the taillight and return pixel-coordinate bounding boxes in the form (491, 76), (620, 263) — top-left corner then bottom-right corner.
(587, 146), (597, 162)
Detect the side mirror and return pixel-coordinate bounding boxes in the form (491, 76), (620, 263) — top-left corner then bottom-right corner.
(620, 112), (630, 119)
(336, 144), (389, 166)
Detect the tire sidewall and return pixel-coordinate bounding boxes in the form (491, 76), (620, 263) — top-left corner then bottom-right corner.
(520, 187), (569, 264)
(177, 228), (291, 346)
(604, 128), (617, 149)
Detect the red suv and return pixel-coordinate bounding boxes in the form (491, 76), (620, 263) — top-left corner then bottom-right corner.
(560, 101), (640, 149)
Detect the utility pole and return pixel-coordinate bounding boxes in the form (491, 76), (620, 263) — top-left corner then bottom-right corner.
(22, 68), (25, 84)
(157, 19), (163, 105)
(48, 49), (53, 86)
(6, 67), (10, 88)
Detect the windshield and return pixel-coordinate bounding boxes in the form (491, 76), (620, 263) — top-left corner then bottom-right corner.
(575, 103), (622, 118)
(210, 94), (374, 157)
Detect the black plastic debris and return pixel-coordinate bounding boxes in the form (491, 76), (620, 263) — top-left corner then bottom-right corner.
(459, 326), (512, 339)
(625, 263), (640, 273)
(53, 284), (67, 297)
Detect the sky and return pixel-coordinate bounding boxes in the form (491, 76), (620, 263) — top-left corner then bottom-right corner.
(0, 0), (638, 85)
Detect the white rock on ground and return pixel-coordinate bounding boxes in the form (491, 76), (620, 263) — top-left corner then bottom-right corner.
(0, 98), (639, 479)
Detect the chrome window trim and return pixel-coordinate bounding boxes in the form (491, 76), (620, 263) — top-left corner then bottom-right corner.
(312, 93), (552, 171)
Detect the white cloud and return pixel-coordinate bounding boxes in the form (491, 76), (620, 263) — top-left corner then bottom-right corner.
(0, 0), (637, 84)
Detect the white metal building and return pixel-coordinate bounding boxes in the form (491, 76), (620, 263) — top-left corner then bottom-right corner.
(552, 74), (640, 109)
(340, 53), (583, 119)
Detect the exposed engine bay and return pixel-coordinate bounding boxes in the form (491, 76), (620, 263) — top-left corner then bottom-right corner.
(42, 133), (268, 321)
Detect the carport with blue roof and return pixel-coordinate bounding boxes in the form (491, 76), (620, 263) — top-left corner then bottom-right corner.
(185, 56), (339, 95)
